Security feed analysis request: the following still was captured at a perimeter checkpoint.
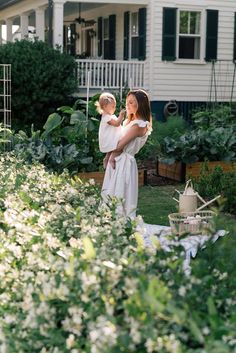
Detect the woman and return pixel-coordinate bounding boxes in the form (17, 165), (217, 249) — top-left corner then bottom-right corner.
(101, 89), (152, 218)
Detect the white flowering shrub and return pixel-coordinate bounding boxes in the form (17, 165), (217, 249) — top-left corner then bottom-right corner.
(0, 153), (235, 353)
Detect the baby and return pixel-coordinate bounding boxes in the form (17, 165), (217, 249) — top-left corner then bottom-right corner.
(96, 92), (125, 169)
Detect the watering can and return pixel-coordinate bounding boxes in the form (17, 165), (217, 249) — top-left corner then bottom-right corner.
(173, 179), (221, 213)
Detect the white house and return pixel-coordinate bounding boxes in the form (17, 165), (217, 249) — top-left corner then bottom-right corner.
(0, 0), (236, 119)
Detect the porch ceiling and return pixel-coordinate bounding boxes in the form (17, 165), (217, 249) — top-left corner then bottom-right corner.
(0, 0), (148, 22)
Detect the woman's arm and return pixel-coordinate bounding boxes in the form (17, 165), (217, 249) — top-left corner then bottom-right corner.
(114, 124), (147, 152)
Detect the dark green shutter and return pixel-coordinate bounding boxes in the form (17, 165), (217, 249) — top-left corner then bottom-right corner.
(138, 7), (146, 60)
(123, 11), (129, 60)
(63, 25), (66, 53)
(162, 7), (177, 61)
(234, 13), (236, 61)
(97, 17), (103, 57)
(205, 10), (218, 61)
(109, 14), (116, 59)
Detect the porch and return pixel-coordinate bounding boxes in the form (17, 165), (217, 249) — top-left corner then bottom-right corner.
(75, 58), (147, 97)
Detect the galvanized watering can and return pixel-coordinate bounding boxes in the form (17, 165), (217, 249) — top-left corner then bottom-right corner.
(173, 179), (221, 213)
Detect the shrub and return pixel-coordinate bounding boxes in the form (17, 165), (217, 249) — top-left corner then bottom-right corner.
(158, 105), (236, 164)
(0, 40), (77, 129)
(138, 115), (188, 162)
(192, 164), (236, 214)
(12, 99), (103, 174)
(0, 154), (235, 352)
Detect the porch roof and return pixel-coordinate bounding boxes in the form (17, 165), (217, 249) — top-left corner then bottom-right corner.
(0, 0), (21, 10)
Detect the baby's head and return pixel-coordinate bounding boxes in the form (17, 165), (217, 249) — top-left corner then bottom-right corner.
(95, 92), (116, 115)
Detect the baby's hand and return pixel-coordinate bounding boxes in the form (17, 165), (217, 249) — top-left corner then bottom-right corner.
(119, 109), (126, 119)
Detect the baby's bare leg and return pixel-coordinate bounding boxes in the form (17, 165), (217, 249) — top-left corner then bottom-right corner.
(103, 152), (111, 169)
(109, 151), (121, 169)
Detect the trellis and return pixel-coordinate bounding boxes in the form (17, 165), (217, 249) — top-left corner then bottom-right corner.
(0, 64), (11, 149)
(208, 60), (236, 106)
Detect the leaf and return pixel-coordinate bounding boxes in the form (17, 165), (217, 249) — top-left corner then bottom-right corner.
(189, 318), (204, 343)
(82, 237), (96, 260)
(80, 157), (93, 164)
(70, 111), (87, 124)
(42, 113), (64, 136)
(57, 106), (74, 114)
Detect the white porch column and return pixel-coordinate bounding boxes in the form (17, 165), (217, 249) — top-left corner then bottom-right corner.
(20, 13), (29, 39)
(6, 19), (13, 42)
(53, 0), (65, 51)
(35, 7), (45, 41)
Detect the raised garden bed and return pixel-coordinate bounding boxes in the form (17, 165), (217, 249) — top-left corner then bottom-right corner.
(157, 161), (185, 182)
(186, 161), (236, 179)
(78, 169), (147, 186)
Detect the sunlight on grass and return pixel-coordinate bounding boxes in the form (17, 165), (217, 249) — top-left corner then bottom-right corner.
(138, 185), (236, 232)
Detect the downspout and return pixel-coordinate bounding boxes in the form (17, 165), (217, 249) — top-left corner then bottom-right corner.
(48, 0), (53, 47)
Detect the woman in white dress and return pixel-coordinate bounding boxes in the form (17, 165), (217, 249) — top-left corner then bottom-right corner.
(101, 89), (152, 218)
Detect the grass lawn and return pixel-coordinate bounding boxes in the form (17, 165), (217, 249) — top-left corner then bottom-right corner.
(138, 184), (236, 233)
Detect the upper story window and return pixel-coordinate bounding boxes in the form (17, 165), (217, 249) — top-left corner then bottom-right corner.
(178, 10), (201, 59)
(162, 7), (218, 62)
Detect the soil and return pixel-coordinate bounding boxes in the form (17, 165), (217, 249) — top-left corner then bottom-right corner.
(138, 160), (180, 186)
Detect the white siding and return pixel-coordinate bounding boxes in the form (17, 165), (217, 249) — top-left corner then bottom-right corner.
(147, 0), (236, 102)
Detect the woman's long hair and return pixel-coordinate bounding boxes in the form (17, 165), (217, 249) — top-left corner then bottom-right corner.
(126, 89), (152, 125)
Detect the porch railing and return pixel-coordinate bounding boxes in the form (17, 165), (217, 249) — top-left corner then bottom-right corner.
(76, 59), (145, 90)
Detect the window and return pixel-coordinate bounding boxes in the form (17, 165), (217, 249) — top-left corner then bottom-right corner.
(178, 10), (201, 59)
(162, 7), (218, 62)
(64, 24), (76, 56)
(131, 12), (139, 58)
(97, 15), (116, 59)
(103, 18), (109, 59)
(123, 8), (146, 61)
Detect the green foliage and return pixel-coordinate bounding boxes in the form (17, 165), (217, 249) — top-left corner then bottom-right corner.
(159, 105), (236, 164)
(12, 99), (103, 174)
(192, 164), (236, 214)
(139, 115), (188, 161)
(0, 155), (235, 352)
(0, 40), (77, 128)
(192, 104), (236, 130)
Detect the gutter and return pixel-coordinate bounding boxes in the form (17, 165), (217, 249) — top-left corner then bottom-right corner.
(0, 0), (22, 10)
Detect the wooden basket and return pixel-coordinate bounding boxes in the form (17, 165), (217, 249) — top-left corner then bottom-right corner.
(168, 211), (216, 235)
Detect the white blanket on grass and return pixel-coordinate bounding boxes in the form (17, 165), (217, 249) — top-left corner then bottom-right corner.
(136, 220), (227, 275)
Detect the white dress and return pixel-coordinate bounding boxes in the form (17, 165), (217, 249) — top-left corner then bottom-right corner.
(101, 119), (151, 218)
(98, 114), (122, 153)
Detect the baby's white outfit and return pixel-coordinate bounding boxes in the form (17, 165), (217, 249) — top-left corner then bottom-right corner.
(99, 114), (122, 153)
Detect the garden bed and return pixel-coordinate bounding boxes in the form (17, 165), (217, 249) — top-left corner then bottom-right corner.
(78, 169), (147, 186)
(186, 161), (236, 179)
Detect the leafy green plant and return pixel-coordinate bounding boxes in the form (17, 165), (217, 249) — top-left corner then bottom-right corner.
(192, 164), (236, 214)
(159, 105), (236, 164)
(12, 98), (103, 174)
(192, 104), (236, 130)
(160, 126), (236, 164)
(0, 39), (77, 129)
(139, 115), (188, 162)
